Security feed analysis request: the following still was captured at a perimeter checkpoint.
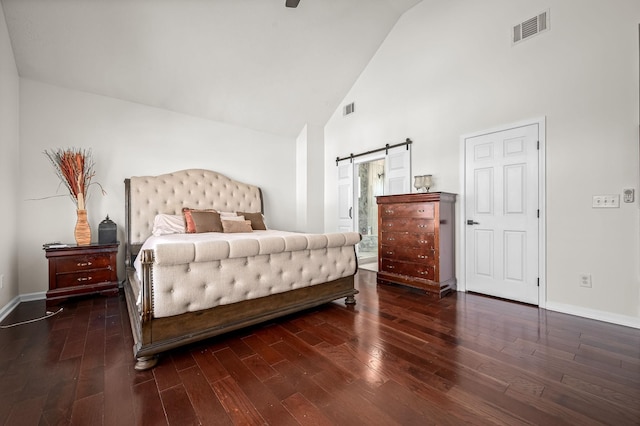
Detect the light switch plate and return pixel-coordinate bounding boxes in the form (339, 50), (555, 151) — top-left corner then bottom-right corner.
(592, 195), (620, 208)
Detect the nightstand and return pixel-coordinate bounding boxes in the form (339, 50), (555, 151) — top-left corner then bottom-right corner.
(44, 242), (119, 305)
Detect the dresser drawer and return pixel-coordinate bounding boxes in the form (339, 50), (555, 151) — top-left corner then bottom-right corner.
(380, 259), (435, 280)
(380, 232), (435, 250)
(55, 268), (114, 289)
(380, 218), (434, 233)
(56, 254), (113, 272)
(380, 203), (434, 219)
(380, 245), (436, 265)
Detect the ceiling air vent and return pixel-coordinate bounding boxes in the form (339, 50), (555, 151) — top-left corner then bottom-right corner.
(343, 102), (355, 116)
(513, 10), (549, 45)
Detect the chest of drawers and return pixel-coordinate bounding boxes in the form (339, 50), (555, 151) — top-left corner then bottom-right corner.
(376, 192), (456, 297)
(45, 243), (119, 305)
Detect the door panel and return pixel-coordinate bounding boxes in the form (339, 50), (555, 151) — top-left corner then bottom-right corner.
(474, 229), (493, 277)
(465, 124), (539, 305)
(475, 168), (493, 214)
(504, 231), (525, 281)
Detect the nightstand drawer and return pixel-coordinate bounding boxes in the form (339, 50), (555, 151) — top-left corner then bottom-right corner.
(55, 268), (114, 289)
(56, 254), (112, 272)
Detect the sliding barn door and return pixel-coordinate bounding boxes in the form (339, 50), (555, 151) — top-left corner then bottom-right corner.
(337, 161), (354, 232)
(384, 145), (411, 195)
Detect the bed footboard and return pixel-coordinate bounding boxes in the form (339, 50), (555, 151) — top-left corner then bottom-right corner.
(123, 271), (357, 370)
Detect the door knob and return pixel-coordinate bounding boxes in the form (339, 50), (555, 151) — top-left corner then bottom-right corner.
(466, 220), (480, 225)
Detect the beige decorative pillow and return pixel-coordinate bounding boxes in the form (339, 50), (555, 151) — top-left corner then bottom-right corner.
(190, 211), (223, 233)
(236, 211), (267, 230)
(222, 219), (253, 233)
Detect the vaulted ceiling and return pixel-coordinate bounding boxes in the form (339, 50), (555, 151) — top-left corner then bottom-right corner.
(2, 0), (421, 137)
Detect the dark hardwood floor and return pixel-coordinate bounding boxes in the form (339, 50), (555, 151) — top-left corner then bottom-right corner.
(1, 269), (639, 425)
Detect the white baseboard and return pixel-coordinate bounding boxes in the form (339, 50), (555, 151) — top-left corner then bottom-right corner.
(0, 292), (46, 323)
(0, 296), (21, 323)
(545, 301), (640, 329)
(20, 291), (46, 302)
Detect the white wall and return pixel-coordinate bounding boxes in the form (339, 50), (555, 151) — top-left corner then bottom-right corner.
(296, 124), (325, 233)
(18, 79), (296, 296)
(0, 3), (20, 312)
(325, 0), (640, 324)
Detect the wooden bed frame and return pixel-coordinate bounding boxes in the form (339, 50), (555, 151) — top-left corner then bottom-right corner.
(123, 170), (358, 370)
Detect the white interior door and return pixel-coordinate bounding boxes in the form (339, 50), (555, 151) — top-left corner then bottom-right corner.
(464, 124), (539, 304)
(337, 161), (353, 232)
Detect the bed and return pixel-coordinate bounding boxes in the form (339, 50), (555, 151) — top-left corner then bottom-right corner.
(123, 169), (360, 370)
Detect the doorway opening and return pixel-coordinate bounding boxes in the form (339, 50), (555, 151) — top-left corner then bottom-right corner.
(356, 159), (385, 264)
(336, 140), (412, 269)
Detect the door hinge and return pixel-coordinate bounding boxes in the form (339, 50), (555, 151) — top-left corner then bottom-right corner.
(537, 140), (540, 150)
(537, 209), (539, 218)
(537, 278), (540, 287)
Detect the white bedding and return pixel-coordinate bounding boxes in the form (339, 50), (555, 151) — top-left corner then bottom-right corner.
(133, 229), (360, 318)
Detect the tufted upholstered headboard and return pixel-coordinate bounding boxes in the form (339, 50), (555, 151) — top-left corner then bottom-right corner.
(124, 169), (263, 266)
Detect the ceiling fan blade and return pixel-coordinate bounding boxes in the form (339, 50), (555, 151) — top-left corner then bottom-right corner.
(285, 0), (300, 8)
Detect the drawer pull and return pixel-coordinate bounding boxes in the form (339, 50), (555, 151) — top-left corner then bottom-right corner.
(418, 224), (426, 228)
(387, 266), (395, 269)
(418, 255), (426, 259)
(386, 223), (393, 227)
(417, 209), (424, 213)
(386, 251), (394, 255)
(387, 238), (395, 241)
(77, 277), (93, 282)
(77, 262), (92, 267)
(385, 210), (394, 214)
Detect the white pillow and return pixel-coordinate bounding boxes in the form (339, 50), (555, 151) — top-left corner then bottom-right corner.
(221, 215), (245, 221)
(152, 214), (186, 236)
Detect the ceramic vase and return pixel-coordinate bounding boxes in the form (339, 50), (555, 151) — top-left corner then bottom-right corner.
(75, 209), (91, 245)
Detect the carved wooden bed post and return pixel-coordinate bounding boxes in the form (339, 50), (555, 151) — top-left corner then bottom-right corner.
(133, 249), (158, 370)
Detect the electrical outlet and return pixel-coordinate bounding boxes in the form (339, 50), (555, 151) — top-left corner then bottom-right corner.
(579, 273), (592, 288)
(592, 195), (620, 208)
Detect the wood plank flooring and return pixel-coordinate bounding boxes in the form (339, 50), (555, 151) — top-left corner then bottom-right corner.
(1, 269), (639, 425)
